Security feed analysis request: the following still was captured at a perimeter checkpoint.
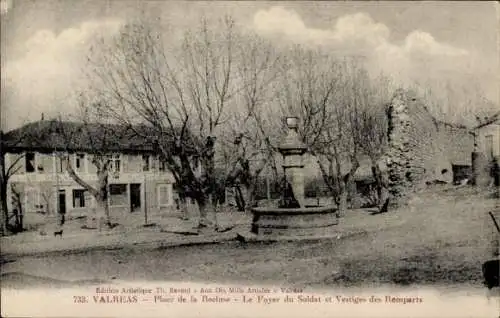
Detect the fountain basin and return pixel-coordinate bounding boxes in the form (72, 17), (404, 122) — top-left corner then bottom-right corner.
(247, 205), (339, 238)
(236, 116), (340, 243)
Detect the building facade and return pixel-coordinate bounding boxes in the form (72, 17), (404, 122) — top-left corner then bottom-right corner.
(475, 113), (500, 161)
(472, 112), (500, 187)
(3, 120), (177, 219)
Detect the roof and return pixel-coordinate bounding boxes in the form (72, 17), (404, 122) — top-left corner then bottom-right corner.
(1, 120), (194, 155)
(475, 111), (500, 129)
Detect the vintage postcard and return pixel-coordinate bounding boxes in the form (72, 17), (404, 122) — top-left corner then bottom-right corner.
(1, 1), (499, 317)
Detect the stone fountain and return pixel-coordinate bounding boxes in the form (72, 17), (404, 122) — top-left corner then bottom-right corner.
(237, 117), (338, 242)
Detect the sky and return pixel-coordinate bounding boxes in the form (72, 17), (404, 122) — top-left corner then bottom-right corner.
(1, 1), (499, 131)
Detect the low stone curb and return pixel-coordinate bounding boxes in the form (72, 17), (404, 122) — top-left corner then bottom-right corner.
(235, 229), (368, 244)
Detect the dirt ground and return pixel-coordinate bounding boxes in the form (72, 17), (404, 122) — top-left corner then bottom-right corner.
(2, 185), (499, 289)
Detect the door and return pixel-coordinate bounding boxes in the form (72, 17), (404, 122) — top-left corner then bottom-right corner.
(485, 135), (494, 160)
(58, 189), (66, 225)
(58, 190), (66, 215)
(130, 184), (141, 212)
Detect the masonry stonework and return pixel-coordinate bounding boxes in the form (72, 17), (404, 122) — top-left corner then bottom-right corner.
(383, 89), (474, 204)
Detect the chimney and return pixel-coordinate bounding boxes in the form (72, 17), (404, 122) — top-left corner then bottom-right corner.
(41, 113), (45, 121)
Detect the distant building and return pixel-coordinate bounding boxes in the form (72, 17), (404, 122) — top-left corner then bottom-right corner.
(472, 112), (500, 186)
(475, 111), (500, 161)
(2, 120), (177, 218)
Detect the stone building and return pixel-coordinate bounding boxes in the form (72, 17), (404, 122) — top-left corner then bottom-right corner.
(472, 112), (500, 186)
(475, 111), (500, 160)
(382, 89), (475, 204)
(2, 120), (176, 219)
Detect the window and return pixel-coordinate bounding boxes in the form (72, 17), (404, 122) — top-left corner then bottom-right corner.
(107, 154), (121, 175)
(157, 184), (172, 207)
(112, 154), (121, 173)
(485, 135), (494, 160)
(150, 156), (157, 171)
(25, 187), (42, 212)
(158, 156), (167, 172)
(109, 184), (127, 206)
(75, 153), (85, 172)
(25, 152), (35, 173)
(57, 156), (64, 173)
(53, 152), (64, 173)
(72, 189), (87, 208)
(142, 155), (150, 172)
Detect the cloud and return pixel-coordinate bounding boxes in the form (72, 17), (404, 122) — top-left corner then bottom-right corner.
(253, 6), (307, 37)
(251, 6), (500, 125)
(252, 7), (472, 88)
(253, 7), (468, 56)
(403, 31), (468, 56)
(2, 19), (123, 130)
(331, 12), (391, 47)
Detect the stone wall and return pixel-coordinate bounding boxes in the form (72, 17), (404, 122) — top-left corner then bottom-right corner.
(383, 89), (474, 204)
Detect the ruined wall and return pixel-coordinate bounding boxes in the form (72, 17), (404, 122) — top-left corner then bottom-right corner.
(437, 123), (474, 166)
(383, 89), (474, 204)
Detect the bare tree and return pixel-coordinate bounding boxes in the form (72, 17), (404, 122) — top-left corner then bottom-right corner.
(221, 33), (283, 210)
(54, 100), (131, 229)
(84, 16), (243, 229)
(279, 47), (387, 217)
(10, 184), (23, 232)
(409, 77), (498, 127)
(0, 130), (27, 235)
(358, 74), (392, 209)
(313, 60), (365, 217)
(83, 15), (286, 227)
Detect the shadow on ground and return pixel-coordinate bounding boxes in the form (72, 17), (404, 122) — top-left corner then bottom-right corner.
(1, 186), (498, 291)
(1, 272), (108, 289)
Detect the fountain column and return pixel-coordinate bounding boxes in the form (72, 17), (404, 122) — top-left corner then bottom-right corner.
(238, 116), (338, 241)
(278, 117), (308, 208)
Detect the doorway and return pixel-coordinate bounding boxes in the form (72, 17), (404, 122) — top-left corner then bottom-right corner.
(130, 183), (141, 212)
(58, 189), (66, 225)
(58, 190), (66, 215)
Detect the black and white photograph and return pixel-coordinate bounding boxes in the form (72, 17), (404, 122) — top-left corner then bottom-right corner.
(1, 1), (499, 317)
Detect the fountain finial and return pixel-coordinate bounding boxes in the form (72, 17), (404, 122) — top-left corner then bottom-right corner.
(279, 116), (307, 155)
(286, 116), (298, 130)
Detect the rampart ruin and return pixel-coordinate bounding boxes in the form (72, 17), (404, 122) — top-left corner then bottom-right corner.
(383, 89), (474, 204)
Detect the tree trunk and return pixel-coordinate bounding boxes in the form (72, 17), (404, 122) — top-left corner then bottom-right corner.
(95, 197), (111, 229)
(234, 186), (245, 212)
(64, 157), (110, 229)
(86, 205), (97, 229)
(19, 212), (24, 232)
(336, 160), (359, 218)
(337, 183), (348, 218)
(371, 162), (390, 212)
(0, 152), (8, 235)
(371, 164), (383, 206)
(0, 184), (8, 236)
(86, 197), (110, 229)
(243, 183), (257, 211)
(196, 196), (213, 228)
(104, 197), (111, 227)
(178, 195), (190, 220)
